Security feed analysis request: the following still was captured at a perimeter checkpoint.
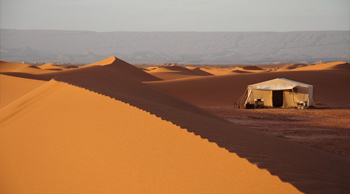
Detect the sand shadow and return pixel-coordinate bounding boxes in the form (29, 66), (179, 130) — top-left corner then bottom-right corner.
(52, 71), (349, 194)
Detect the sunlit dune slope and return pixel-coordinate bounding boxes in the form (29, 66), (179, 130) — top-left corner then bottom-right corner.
(292, 61), (349, 71)
(198, 67), (233, 75)
(0, 75), (46, 108)
(0, 80), (300, 194)
(0, 61), (47, 74)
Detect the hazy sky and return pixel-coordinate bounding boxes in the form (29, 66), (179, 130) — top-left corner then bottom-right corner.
(1, 0), (349, 32)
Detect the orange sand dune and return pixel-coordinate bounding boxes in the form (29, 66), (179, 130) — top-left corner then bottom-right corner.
(38, 63), (66, 70)
(0, 75), (46, 109)
(199, 67), (234, 75)
(146, 66), (157, 71)
(229, 67), (267, 74)
(1, 57), (349, 193)
(292, 61), (349, 71)
(278, 63), (308, 71)
(0, 80), (300, 194)
(0, 61), (47, 74)
(1, 56), (160, 82)
(147, 65), (212, 80)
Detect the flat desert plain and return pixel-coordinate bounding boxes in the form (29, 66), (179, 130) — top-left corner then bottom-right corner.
(0, 57), (349, 194)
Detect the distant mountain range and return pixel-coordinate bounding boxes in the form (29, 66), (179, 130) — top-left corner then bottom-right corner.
(0, 29), (349, 64)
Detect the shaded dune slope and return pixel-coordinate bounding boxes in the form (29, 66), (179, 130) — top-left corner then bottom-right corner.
(241, 65), (264, 70)
(232, 69), (251, 73)
(147, 70), (350, 107)
(1, 57), (349, 193)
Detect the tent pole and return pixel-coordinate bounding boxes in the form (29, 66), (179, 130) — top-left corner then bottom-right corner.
(292, 89), (296, 107)
(238, 88), (248, 107)
(283, 90), (286, 108)
(243, 89), (250, 106)
(243, 88), (248, 105)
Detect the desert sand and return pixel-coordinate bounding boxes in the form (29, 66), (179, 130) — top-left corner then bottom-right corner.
(0, 75), (46, 108)
(205, 107), (350, 157)
(146, 62), (349, 107)
(0, 57), (349, 194)
(147, 65), (212, 80)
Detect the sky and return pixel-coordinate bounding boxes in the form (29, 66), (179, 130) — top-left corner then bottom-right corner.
(0, 0), (349, 32)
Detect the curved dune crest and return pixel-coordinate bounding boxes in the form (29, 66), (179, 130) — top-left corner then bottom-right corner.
(0, 80), (300, 194)
(83, 56), (160, 81)
(85, 55), (119, 66)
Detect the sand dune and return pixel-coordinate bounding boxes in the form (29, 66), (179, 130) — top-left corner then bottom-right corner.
(38, 63), (66, 70)
(292, 61), (349, 71)
(278, 63), (308, 70)
(229, 66), (267, 74)
(0, 61), (45, 74)
(1, 57), (349, 193)
(147, 65), (212, 80)
(198, 67), (234, 75)
(0, 75), (46, 108)
(0, 80), (300, 194)
(241, 65), (264, 70)
(0, 61), (75, 74)
(1, 56), (160, 82)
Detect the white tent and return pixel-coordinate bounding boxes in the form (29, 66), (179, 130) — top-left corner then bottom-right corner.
(244, 78), (313, 108)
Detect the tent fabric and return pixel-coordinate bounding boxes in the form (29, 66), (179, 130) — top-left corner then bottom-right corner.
(256, 85), (296, 90)
(244, 78), (313, 108)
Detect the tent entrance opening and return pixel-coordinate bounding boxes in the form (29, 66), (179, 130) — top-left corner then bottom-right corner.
(273, 90), (283, 107)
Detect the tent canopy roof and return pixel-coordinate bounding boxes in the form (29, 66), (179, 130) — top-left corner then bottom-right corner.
(248, 78), (312, 90)
(256, 85), (296, 90)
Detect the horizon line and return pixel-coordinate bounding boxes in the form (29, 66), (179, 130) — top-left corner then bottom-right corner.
(1, 28), (349, 33)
